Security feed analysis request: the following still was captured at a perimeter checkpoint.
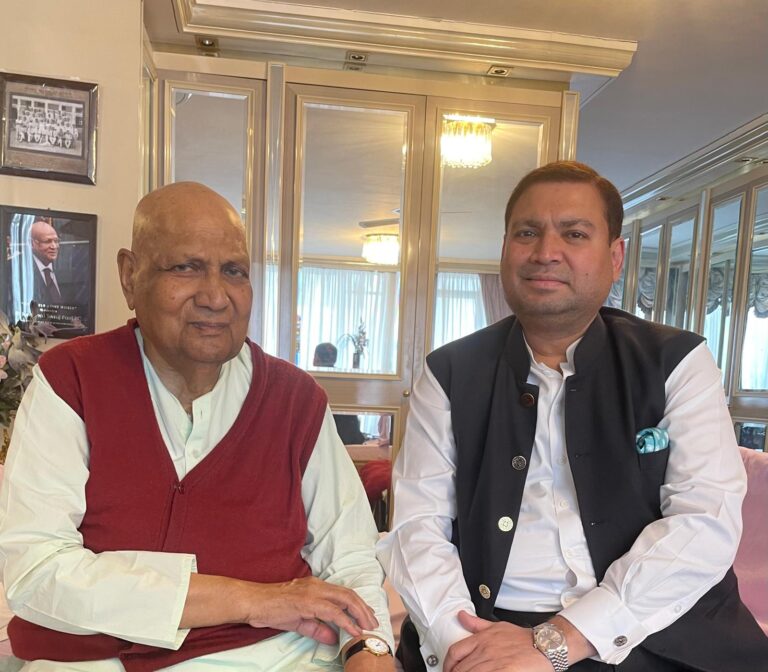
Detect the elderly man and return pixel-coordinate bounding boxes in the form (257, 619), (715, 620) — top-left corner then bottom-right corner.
(0, 182), (394, 671)
(379, 161), (768, 672)
(29, 220), (65, 306)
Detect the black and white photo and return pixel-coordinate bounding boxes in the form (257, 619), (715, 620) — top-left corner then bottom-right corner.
(0, 73), (97, 184)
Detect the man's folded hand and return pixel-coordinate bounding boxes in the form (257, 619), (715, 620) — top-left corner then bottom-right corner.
(242, 576), (379, 644)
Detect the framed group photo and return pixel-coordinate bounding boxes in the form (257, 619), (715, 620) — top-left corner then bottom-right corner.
(0, 73), (98, 184)
(0, 205), (96, 338)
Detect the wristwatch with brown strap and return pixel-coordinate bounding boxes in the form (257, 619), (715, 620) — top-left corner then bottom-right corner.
(342, 636), (393, 663)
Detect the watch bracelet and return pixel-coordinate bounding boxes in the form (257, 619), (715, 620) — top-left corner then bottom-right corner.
(546, 648), (569, 672)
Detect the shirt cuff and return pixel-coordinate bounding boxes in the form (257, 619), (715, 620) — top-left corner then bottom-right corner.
(559, 586), (649, 665)
(168, 555), (196, 650)
(418, 609), (475, 671)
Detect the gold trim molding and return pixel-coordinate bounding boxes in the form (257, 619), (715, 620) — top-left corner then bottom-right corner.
(174, 0), (636, 78)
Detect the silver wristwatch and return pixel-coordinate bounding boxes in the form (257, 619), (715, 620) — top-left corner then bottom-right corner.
(532, 622), (569, 671)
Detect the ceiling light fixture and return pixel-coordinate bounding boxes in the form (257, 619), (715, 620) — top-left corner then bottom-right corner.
(362, 233), (399, 265)
(441, 113), (496, 169)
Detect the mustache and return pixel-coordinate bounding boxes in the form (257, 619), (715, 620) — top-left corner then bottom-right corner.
(520, 272), (569, 283)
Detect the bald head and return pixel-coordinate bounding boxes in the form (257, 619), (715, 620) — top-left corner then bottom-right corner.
(132, 182), (245, 256)
(31, 220), (60, 264)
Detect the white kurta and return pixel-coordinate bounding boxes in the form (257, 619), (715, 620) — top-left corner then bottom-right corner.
(0, 331), (393, 671)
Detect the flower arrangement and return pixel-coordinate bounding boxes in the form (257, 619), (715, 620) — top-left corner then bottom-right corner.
(337, 319), (368, 369)
(0, 307), (54, 427)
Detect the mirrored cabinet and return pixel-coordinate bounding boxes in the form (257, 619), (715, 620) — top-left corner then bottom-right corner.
(155, 66), (566, 526)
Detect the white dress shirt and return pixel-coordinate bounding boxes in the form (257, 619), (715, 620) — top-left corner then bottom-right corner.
(0, 330), (393, 671)
(32, 256), (60, 296)
(378, 340), (746, 670)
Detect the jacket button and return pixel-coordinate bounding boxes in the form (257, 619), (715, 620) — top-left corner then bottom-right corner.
(520, 392), (536, 407)
(497, 516), (514, 532)
(613, 635), (628, 647)
(426, 655), (439, 667)
(511, 455), (527, 470)
(479, 584), (491, 599)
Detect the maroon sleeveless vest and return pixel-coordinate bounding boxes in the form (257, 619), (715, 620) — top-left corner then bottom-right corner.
(9, 321), (327, 671)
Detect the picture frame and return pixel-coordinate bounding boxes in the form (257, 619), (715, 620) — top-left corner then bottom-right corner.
(0, 205), (97, 338)
(0, 73), (98, 184)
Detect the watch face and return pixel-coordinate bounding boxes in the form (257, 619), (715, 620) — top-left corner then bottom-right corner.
(364, 637), (390, 655)
(536, 625), (565, 651)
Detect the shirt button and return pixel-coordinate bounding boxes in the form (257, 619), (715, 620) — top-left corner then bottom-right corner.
(426, 654), (439, 667)
(564, 548), (576, 558)
(674, 605), (682, 613)
(562, 593), (576, 606)
(519, 392), (536, 408)
(497, 516), (514, 532)
(557, 455), (567, 466)
(511, 455), (527, 470)
(558, 500), (569, 510)
(479, 584), (491, 599)
(614, 635), (628, 647)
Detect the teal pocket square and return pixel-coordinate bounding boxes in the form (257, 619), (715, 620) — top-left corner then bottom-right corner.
(636, 427), (669, 454)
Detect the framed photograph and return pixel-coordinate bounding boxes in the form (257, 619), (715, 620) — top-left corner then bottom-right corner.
(1, 205), (96, 338)
(0, 73), (97, 184)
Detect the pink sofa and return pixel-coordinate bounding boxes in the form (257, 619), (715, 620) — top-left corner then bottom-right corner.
(734, 446), (768, 634)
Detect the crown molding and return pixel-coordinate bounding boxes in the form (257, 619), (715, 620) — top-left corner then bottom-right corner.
(622, 113), (768, 214)
(173, 0), (636, 78)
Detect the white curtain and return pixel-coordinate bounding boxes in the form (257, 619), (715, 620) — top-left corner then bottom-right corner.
(479, 272), (513, 324)
(297, 265), (400, 374)
(433, 272), (487, 350)
(741, 307), (768, 390)
(260, 261), (279, 356)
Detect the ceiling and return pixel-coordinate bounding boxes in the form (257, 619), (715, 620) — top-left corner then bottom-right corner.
(145, 0), (768, 259)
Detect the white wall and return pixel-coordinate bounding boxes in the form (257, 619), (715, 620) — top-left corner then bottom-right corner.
(0, 0), (144, 333)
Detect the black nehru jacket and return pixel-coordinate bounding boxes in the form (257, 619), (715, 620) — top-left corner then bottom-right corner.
(426, 307), (768, 672)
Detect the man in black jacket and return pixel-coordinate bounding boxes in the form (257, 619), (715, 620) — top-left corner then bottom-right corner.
(379, 161), (768, 672)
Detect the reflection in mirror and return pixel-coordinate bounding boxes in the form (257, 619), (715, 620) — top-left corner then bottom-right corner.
(432, 117), (543, 349)
(663, 216), (695, 328)
(169, 87), (249, 219)
(297, 103), (407, 375)
(334, 411), (394, 531)
(635, 227), (661, 320)
(740, 186), (768, 390)
(734, 421), (767, 451)
(704, 197), (741, 370)
(605, 236), (630, 309)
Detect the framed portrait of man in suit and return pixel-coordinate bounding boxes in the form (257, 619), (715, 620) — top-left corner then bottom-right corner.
(0, 205), (96, 338)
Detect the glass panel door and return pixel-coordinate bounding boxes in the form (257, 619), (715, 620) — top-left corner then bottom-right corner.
(295, 101), (408, 376)
(663, 215), (696, 328)
(166, 84), (253, 221)
(740, 185), (768, 391)
(606, 236), (630, 309)
(635, 227), (662, 320)
(427, 100), (553, 349)
(704, 196), (742, 372)
(282, 84), (427, 529)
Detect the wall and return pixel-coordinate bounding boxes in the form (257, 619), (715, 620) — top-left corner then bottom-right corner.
(0, 0), (144, 334)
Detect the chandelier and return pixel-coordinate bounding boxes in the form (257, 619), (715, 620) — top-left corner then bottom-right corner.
(441, 113), (496, 169)
(362, 233), (399, 265)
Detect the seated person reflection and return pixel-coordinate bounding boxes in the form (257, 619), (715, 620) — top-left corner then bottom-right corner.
(0, 182), (394, 671)
(314, 342), (367, 446)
